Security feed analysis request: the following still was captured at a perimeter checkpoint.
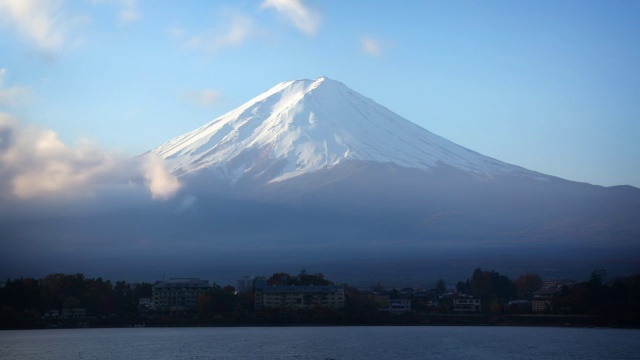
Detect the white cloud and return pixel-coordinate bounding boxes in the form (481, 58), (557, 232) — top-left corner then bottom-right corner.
(117, 0), (140, 24)
(92, 0), (141, 24)
(0, 0), (79, 55)
(0, 68), (30, 106)
(167, 25), (185, 39)
(183, 12), (253, 53)
(185, 89), (222, 107)
(143, 155), (180, 200)
(0, 114), (180, 201)
(361, 36), (383, 57)
(261, 0), (320, 35)
(176, 194), (197, 213)
(216, 14), (253, 47)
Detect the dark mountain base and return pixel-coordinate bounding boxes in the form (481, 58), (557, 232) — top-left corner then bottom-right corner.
(1, 162), (639, 285)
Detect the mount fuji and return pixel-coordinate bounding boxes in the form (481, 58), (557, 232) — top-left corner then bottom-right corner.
(151, 76), (545, 186)
(138, 76), (640, 282)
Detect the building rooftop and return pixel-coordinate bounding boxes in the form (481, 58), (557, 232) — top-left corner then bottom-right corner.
(258, 285), (344, 293)
(153, 278), (210, 289)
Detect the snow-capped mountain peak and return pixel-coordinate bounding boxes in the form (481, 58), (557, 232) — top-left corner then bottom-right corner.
(151, 76), (540, 184)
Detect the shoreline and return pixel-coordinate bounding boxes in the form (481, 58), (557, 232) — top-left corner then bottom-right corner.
(3, 314), (639, 331)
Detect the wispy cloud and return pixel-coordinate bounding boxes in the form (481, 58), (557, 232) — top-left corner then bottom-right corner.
(185, 89), (222, 107)
(0, 69), (30, 107)
(117, 0), (140, 24)
(92, 0), (141, 24)
(167, 25), (185, 39)
(179, 12), (253, 54)
(0, 0), (82, 56)
(0, 114), (179, 201)
(361, 36), (383, 57)
(261, 0), (320, 35)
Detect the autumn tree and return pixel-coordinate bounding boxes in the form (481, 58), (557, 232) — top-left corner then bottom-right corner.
(467, 268), (515, 313)
(514, 273), (543, 299)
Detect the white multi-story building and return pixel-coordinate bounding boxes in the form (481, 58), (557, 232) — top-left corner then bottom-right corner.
(453, 297), (481, 313)
(237, 276), (255, 293)
(152, 278), (211, 312)
(532, 279), (575, 313)
(383, 299), (412, 314)
(138, 297), (153, 311)
(254, 282), (345, 310)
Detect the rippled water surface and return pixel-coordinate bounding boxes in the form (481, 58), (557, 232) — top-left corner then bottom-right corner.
(1, 326), (639, 360)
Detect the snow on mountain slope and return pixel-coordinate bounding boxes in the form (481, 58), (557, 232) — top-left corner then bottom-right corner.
(151, 77), (545, 184)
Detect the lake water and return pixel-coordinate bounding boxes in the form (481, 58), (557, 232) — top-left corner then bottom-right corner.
(1, 326), (639, 360)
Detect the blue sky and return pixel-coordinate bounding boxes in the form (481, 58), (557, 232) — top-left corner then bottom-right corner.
(1, 0), (639, 188)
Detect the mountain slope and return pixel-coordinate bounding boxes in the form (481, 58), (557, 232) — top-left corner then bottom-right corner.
(151, 77), (546, 184)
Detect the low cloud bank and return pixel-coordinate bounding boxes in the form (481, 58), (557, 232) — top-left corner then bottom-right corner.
(0, 113), (180, 202)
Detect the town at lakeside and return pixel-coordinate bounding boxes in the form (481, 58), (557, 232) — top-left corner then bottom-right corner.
(1, 268), (639, 329)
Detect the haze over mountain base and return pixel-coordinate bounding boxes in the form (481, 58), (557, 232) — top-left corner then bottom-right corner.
(2, 161), (638, 286)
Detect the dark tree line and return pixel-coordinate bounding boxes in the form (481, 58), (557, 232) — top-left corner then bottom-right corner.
(455, 268), (540, 313)
(0, 273), (152, 328)
(453, 268), (640, 320)
(554, 273), (640, 317)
